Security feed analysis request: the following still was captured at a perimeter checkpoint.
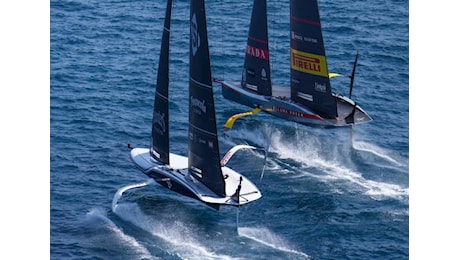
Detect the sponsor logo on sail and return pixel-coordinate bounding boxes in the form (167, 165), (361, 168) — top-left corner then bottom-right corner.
(291, 49), (327, 77)
(191, 13), (200, 56)
(314, 82), (327, 93)
(246, 45), (269, 60)
(291, 31), (318, 44)
(153, 111), (166, 134)
(191, 96), (206, 114)
(261, 68), (267, 80)
(208, 140), (214, 150)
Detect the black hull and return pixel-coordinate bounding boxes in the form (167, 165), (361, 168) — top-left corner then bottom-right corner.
(130, 148), (261, 210)
(145, 168), (220, 210)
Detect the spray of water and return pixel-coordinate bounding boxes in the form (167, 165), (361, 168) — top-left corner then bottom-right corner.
(353, 140), (407, 167)
(238, 226), (310, 259)
(86, 208), (155, 259)
(113, 202), (237, 260)
(111, 181), (237, 259)
(270, 130), (408, 199)
(227, 124), (408, 200)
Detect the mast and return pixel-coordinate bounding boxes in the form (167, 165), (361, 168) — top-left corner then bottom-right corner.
(290, 0), (337, 118)
(150, 0), (173, 165)
(241, 0), (272, 96)
(188, 0), (226, 196)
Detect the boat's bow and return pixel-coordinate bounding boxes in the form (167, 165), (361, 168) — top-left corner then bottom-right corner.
(334, 94), (372, 126)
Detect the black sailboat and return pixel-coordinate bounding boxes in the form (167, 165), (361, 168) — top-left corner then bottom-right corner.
(214, 0), (372, 128)
(129, 0), (262, 210)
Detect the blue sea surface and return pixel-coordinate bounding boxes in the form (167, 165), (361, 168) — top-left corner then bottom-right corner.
(50, 0), (408, 259)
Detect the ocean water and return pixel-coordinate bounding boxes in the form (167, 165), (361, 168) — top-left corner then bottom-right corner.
(50, 0), (409, 259)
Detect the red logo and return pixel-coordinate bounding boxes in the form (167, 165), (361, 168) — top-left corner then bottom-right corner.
(274, 107), (322, 120)
(246, 45), (269, 60)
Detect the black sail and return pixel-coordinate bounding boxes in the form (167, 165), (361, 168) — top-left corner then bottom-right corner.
(188, 0), (225, 196)
(150, 0), (172, 165)
(241, 0), (272, 96)
(290, 0), (337, 118)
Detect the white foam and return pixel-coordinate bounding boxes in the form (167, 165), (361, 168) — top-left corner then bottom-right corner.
(86, 208), (154, 259)
(113, 203), (235, 260)
(221, 126), (288, 174)
(353, 140), (406, 167)
(268, 130), (408, 200)
(112, 181), (231, 259)
(238, 226), (310, 259)
(222, 123), (272, 148)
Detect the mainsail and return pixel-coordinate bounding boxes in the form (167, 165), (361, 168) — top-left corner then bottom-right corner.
(290, 0), (337, 118)
(188, 0), (225, 196)
(241, 0), (272, 96)
(150, 0), (172, 165)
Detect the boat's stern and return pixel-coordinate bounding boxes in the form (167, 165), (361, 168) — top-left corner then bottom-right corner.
(130, 148), (158, 173)
(130, 148), (188, 173)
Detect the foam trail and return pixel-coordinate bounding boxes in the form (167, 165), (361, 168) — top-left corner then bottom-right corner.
(222, 124), (270, 148)
(112, 181), (236, 259)
(221, 125), (283, 174)
(114, 203), (235, 260)
(300, 154), (407, 199)
(353, 140), (405, 167)
(269, 131), (408, 199)
(112, 179), (154, 211)
(238, 227), (310, 259)
(87, 208), (155, 259)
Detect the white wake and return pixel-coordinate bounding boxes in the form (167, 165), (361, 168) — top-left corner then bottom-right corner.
(268, 128), (408, 200)
(86, 208), (155, 259)
(111, 180), (236, 259)
(238, 226), (310, 259)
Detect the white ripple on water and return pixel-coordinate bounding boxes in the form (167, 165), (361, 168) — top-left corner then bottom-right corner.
(86, 208), (155, 259)
(111, 183), (237, 260)
(238, 226), (310, 259)
(265, 128), (408, 200)
(113, 202), (237, 260)
(352, 140), (406, 167)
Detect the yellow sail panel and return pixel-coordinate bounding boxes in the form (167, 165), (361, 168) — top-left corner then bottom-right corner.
(291, 49), (328, 77)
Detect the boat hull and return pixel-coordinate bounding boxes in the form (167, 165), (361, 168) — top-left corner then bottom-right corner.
(130, 148), (262, 209)
(220, 81), (372, 127)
